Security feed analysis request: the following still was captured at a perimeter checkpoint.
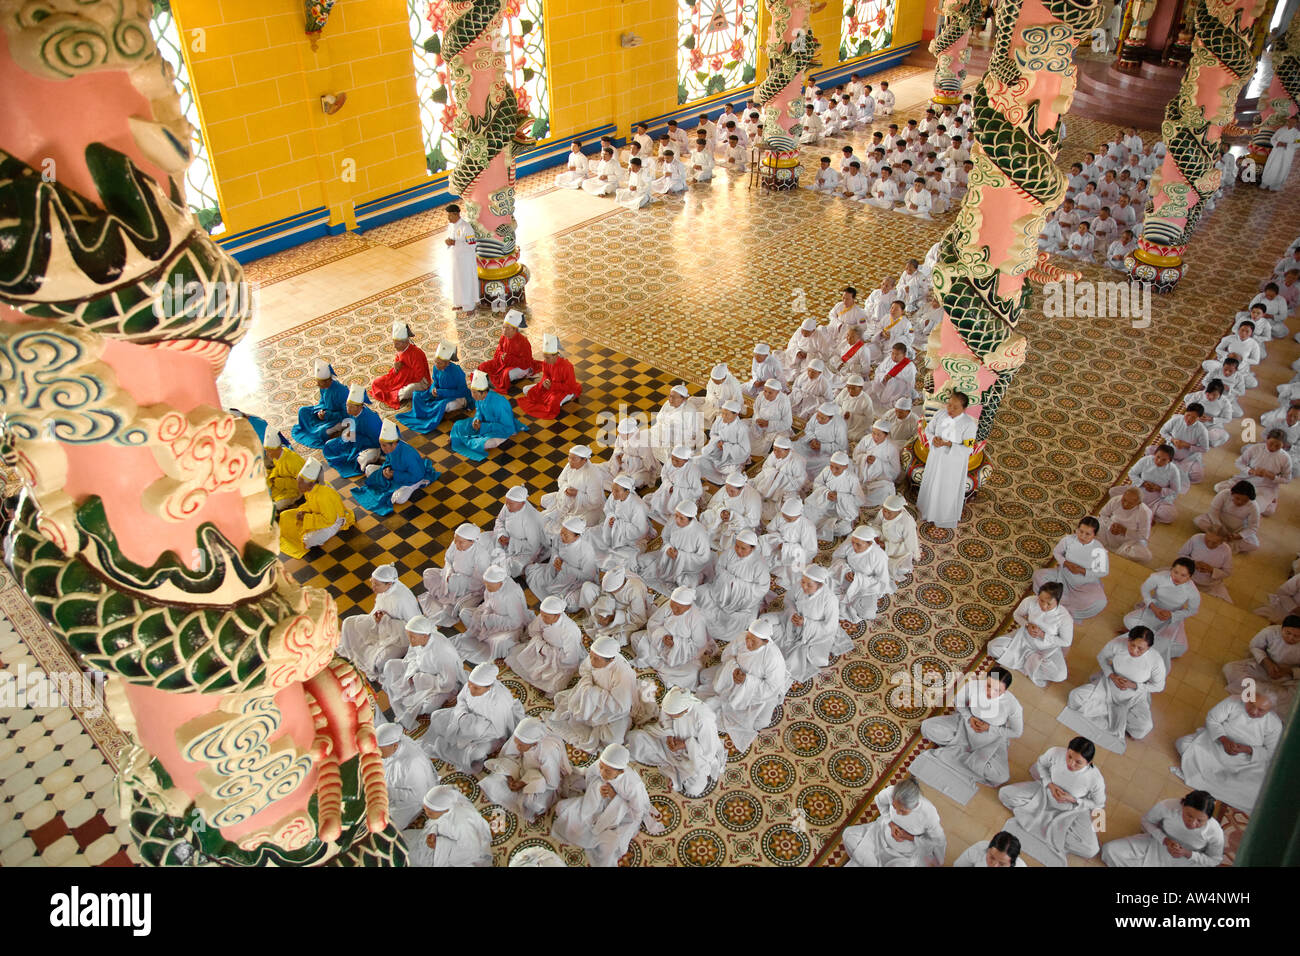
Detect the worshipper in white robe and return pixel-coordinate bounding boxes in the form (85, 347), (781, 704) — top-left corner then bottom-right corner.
(841, 164), (870, 200)
(524, 516), (599, 612)
(795, 401), (850, 480)
(803, 451), (867, 541)
(866, 168), (902, 209)
(1193, 480), (1260, 553)
(887, 396), (920, 448)
(1101, 790), (1224, 868)
(549, 636), (638, 751)
(1214, 431), (1293, 516)
(650, 150), (688, 194)
(615, 158), (651, 208)
(1097, 487), (1154, 561)
(789, 360), (836, 423)
(698, 619), (787, 750)
(852, 419), (903, 509)
(786, 319), (832, 372)
(688, 138), (715, 183)
(1260, 116), (1300, 191)
(1175, 692), (1282, 812)
(506, 595), (587, 696)
(753, 437), (809, 521)
(1106, 230), (1138, 270)
(588, 474), (651, 569)
(554, 141), (590, 188)
(1109, 444), (1187, 524)
(581, 146), (621, 196)
(1031, 518), (1110, 620)
(880, 494), (920, 584)
(540, 445), (607, 532)
(338, 564), (420, 680)
(455, 565), (530, 664)
(1152, 405), (1211, 483)
(377, 723), (439, 831)
(644, 384), (707, 464)
(700, 364), (744, 425)
(550, 743), (663, 866)
(921, 668), (1024, 786)
(1124, 559), (1201, 668)
(382, 616), (464, 730)
(954, 831), (1027, 867)
(419, 523), (493, 627)
(695, 529), (769, 644)
(1260, 401), (1300, 471)
(627, 686), (726, 797)
(1207, 321), (1263, 387)
(1223, 616), (1300, 719)
(1185, 383), (1232, 448)
(830, 525), (892, 624)
(422, 662), (524, 774)
(1201, 357), (1248, 417)
(1067, 627), (1166, 740)
(917, 392), (977, 529)
(748, 378), (794, 456)
(700, 472), (763, 552)
(842, 778), (946, 867)
(998, 737), (1106, 861)
(834, 376), (875, 445)
(901, 178), (933, 218)
(405, 785), (493, 867)
(638, 501), (712, 595)
(1176, 529), (1234, 603)
(745, 345), (786, 398)
(445, 205), (480, 313)
(764, 565), (841, 685)
(809, 155), (839, 191)
(987, 582), (1075, 687)
(490, 484), (546, 578)
(760, 497), (819, 592)
(696, 401), (751, 484)
(606, 416), (660, 490)
(1255, 574), (1300, 625)
(480, 716), (572, 823)
(578, 566), (654, 648)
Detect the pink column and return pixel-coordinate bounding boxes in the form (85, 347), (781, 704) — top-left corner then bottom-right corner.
(755, 0), (821, 189)
(930, 0), (985, 105)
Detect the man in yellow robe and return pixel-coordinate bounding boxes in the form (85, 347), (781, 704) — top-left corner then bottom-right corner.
(263, 430), (306, 512)
(280, 457), (355, 559)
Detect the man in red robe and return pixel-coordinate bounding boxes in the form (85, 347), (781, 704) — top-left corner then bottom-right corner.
(516, 333), (582, 419)
(370, 321), (431, 408)
(477, 309), (540, 393)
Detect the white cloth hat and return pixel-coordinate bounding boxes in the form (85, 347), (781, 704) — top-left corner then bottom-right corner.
(506, 485), (528, 502)
(663, 686), (696, 715)
(470, 369), (489, 390)
(297, 457), (323, 481)
(754, 343), (771, 355)
(469, 662), (499, 685)
(405, 615), (435, 634)
(483, 565), (507, 583)
(830, 451), (851, 467)
(599, 743), (630, 770)
(803, 565), (829, 584)
(748, 618), (773, 639)
(423, 785), (458, 812)
(614, 473), (635, 490)
(376, 723), (403, 747)
(514, 716), (546, 743)
(618, 417), (639, 435)
(379, 420), (398, 442)
(505, 309), (525, 328)
(347, 384), (365, 404)
(435, 341), (455, 360)
(602, 567), (626, 592)
(455, 523), (481, 541)
(263, 430), (282, 449)
(773, 435), (792, 449)
(781, 498), (803, 516)
(722, 399), (743, 414)
(314, 359), (331, 379)
(711, 363), (729, 380)
(764, 377), (782, 391)
(670, 444), (692, 460)
(561, 516), (586, 534)
(372, 564), (398, 583)
(540, 595), (567, 614)
(872, 419), (891, 432)
(571, 445), (593, 459)
(800, 318), (818, 332)
(675, 501), (698, 519)
(817, 402), (838, 417)
(671, 383), (690, 398)
(809, 359), (826, 372)
(391, 321), (410, 339)
(670, 586), (696, 605)
(883, 493), (907, 511)
(725, 472), (747, 488)
(851, 525), (878, 542)
(591, 635), (621, 658)
(894, 397), (912, 410)
(736, 528), (759, 547)
(846, 374), (866, 387)
(543, 333), (560, 353)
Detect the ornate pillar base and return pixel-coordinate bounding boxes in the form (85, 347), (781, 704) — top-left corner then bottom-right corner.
(478, 253), (529, 307)
(1114, 46), (1148, 74)
(1126, 244), (1185, 293)
(904, 433), (990, 499)
(760, 148), (802, 189)
(931, 88), (964, 106)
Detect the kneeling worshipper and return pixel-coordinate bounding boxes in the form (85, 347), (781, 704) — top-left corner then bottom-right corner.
(644, 384), (707, 464)
(696, 401), (751, 484)
(749, 378), (793, 457)
(643, 445), (704, 526)
(1223, 615), (1300, 718)
(549, 636), (639, 751)
(588, 474), (652, 569)
(698, 619), (788, 750)
(322, 385), (383, 478)
(370, 321), (431, 409)
(1097, 486), (1154, 561)
(880, 494), (920, 584)
(550, 743), (664, 867)
(615, 157), (652, 209)
(422, 662), (524, 774)
(292, 359), (350, 448)
(835, 374), (876, 445)
(1255, 573), (1300, 625)
(582, 145), (621, 195)
(351, 420), (439, 517)
(920, 667), (1023, 787)
(1109, 444), (1187, 524)
(449, 369), (527, 462)
(796, 402), (850, 480)
(524, 516), (599, 612)
(396, 341), (470, 433)
(262, 430), (305, 512)
(477, 309), (540, 393)
(1214, 430), (1293, 517)
(1153, 404), (1211, 484)
(870, 342), (919, 410)
(455, 565), (531, 664)
(638, 501), (712, 594)
(695, 529), (768, 644)
(279, 457), (355, 559)
(852, 419), (902, 508)
(953, 831), (1026, 867)
(540, 444), (607, 532)
(765, 564), (841, 686)
(480, 716), (572, 823)
(789, 359), (835, 420)
(517, 333), (582, 419)
(382, 616), (464, 730)
(701, 363), (744, 425)
(405, 785), (493, 868)
(917, 391), (977, 529)
(754, 437), (809, 521)
(760, 497), (818, 593)
(491, 485), (546, 577)
(1032, 518), (1110, 621)
(701, 471), (763, 551)
(1101, 790), (1224, 868)
(1194, 480), (1260, 554)
(830, 525), (892, 624)
(627, 686), (727, 797)
(841, 777), (947, 867)
(630, 586), (714, 689)
(578, 567), (654, 647)
(803, 451), (867, 541)
(998, 737), (1106, 862)
(554, 140), (590, 188)
(338, 564), (420, 680)
(506, 595), (587, 695)
(1175, 691), (1282, 812)
(376, 723), (439, 831)
(1066, 626), (1165, 742)
(888, 395), (921, 447)
(746, 345), (786, 398)
(1124, 558), (1201, 668)
(420, 522), (493, 625)
(1177, 528), (1234, 602)
(607, 417), (660, 489)
(987, 582), (1074, 688)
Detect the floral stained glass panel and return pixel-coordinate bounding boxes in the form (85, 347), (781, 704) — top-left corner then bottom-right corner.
(677, 0), (759, 105)
(410, 0), (550, 175)
(839, 0), (897, 62)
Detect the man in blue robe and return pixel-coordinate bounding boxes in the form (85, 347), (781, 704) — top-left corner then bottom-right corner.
(450, 369), (526, 463)
(352, 420), (440, 517)
(397, 341), (470, 433)
(292, 359), (351, 448)
(323, 385), (385, 478)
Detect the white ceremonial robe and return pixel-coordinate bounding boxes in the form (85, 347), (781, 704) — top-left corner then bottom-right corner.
(650, 159), (687, 194)
(578, 573), (654, 647)
(998, 747), (1106, 859)
(917, 407), (977, 528)
(1067, 636), (1166, 739)
(753, 449), (809, 521)
(695, 546), (769, 643)
(420, 539), (493, 626)
(881, 507), (920, 582)
(830, 538), (892, 623)
(802, 465), (867, 540)
(491, 500), (547, 578)
(1101, 798), (1225, 867)
(700, 372), (744, 426)
(902, 187), (932, 218)
(811, 165), (840, 192)
(554, 151), (590, 188)
(1223, 624), (1300, 718)
(627, 704), (727, 796)
(637, 517), (712, 594)
(550, 762), (662, 866)
(1032, 534), (1110, 620)
(644, 398), (707, 464)
(383, 632), (465, 729)
(1176, 696), (1282, 812)
(1112, 454), (1187, 523)
(1177, 533), (1233, 602)
(447, 218), (480, 312)
(795, 414), (849, 479)
(1097, 495), (1154, 561)
(760, 512), (818, 591)
(698, 638), (787, 750)
(588, 489), (652, 569)
(763, 580), (841, 684)
(405, 795), (493, 867)
(607, 431), (662, 489)
(644, 456), (707, 527)
(382, 737), (440, 831)
(480, 733), (572, 821)
(1193, 489), (1260, 553)
(920, 681), (1024, 785)
(540, 461), (607, 531)
(842, 786), (946, 867)
(422, 682), (525, 773)
(1261, 125), (1300, 190)
(615, 171), (651, 209)
(697, 415), (752, 484)
(852, 433), (902, 507)
(1217, 442), (1292, 515)
(700, 484), (764, 551)
(866, 178), (901, 209)
(524, 534), (599, 611)
(1124, 571), (1201, 668)
(549, 655), (638, 751)
(888, 409), (920, 448)
(506, 611), (587, 695)
(748, 390), (793, 456)
(581, 157), (621, 196)
(987, 595), (1075, 687)
(455, 577), (531, 664)
(1256, 573), (1300, 626)
(834, 387), (876, 445)
(339, 581), (421, 680)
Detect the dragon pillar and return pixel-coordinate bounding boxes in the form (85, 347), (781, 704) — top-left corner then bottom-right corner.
(1249, 15), (1300, 165)
(930, 0), (985, 105)
(755, 0), (821, 190)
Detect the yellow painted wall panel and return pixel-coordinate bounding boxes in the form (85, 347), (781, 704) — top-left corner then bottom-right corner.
(216, 0), (271, 23)
(187, 54), (236, 94)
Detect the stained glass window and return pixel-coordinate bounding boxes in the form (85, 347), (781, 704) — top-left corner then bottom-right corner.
(839, 0), (897, 62)
(149, 1), (223, 234)
(677, 0), (759, 105)
(409, 0), (550, 175)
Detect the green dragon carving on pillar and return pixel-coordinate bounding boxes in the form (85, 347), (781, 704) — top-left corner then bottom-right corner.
(930, 0), (985, 105)
(754, 0), (821, 188)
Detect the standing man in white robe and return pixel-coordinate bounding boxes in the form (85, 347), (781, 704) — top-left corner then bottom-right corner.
(444, 204), (479, 314)
(1066, 626), (1165, 740)
(491, 484), (546, 577)
(383, 615), (464, 729)
(853, 419), (902, 508)
(338, 564), (420, 680)
(549, 636), (638, 751)
(920, 668), (1024, 786)
(455, 564), (530, 664)
(420, 523), (493, 627)
(405, 785), (492, 867)
(698, 618), (788, 750)
(1031, 518), (1110, 620)
(628, 686), (727, 796)
(550, 743), (663, 866)
(422, 662), (524, 774)
(917, 391), (977, 529)
(1175, 692), (1283, 812)
(480, 716), (572, 823)
(630, 586), (714, 690)
(1261, 116), (1300, 191)
(506, 594), (587, 695)
(377, 722), (439, 831)
(842, 778), (946, 867)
